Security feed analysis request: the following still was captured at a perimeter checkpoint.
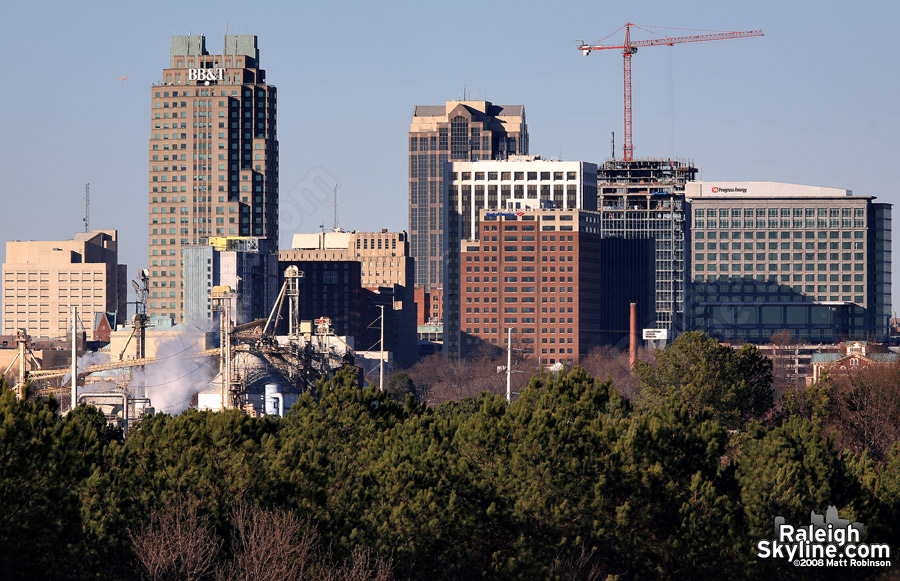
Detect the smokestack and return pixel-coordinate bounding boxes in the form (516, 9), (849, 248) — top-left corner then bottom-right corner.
(629, 302), (637, 370)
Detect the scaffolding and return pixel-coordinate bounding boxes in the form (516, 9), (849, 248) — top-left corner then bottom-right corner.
(598, 158), (697, 335)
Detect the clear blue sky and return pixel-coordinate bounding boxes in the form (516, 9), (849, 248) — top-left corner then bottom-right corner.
(2, 0), (898, 307)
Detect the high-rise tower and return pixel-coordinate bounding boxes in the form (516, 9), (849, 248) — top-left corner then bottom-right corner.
(149, 34), (278, 322)
(597, 158), (697, 337)
(409, 101), (527, 291)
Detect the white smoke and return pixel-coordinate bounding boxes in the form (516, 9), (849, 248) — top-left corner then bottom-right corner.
(62, 350), (112, 386)
(129, 332), (217, 414)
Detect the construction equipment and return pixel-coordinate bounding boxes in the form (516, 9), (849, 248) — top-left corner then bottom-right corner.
(578, 23), (763, 161)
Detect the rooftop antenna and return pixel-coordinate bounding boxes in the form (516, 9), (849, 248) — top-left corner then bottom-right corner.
(333, 184), (339, 231)
(83, 183), (90, 232)
(611, 132), (615, 160)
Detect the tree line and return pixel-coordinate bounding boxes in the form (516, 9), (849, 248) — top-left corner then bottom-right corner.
(0, 332), (898, 580)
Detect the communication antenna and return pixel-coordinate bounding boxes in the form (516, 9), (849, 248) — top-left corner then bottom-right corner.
(333, 184), (339, 231)
(611, 132), (615, 160)
(83, 183), (90, 232)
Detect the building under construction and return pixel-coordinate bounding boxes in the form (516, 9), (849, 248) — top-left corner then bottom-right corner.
(597, 158), (697, 337)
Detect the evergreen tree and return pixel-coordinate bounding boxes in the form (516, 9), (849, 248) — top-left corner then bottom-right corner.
(635, 332), (774, 428)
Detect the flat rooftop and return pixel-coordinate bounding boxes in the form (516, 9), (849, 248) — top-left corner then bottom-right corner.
(685, 181), (853, 199)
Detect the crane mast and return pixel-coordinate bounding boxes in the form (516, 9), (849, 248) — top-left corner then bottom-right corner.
(579, 23), (763, 161)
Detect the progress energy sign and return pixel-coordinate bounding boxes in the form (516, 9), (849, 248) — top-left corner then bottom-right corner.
(710, 186), (748, 194)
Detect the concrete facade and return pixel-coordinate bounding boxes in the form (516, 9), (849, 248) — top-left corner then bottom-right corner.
(285, 230), (413, 290)
(149, 34), (278, 323)
(3, 230), (126, 338)
(456, 208), (654, 364)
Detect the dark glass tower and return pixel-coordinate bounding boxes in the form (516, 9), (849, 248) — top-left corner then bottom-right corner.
(408, 101), (527, 291)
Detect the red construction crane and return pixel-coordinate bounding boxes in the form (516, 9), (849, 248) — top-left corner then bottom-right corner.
(578, 23), (763, 161)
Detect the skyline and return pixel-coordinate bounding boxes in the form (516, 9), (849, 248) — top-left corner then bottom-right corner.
(2, 0), (898, 302)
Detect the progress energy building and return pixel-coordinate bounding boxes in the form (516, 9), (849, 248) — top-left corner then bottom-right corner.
(685, 182), (891, 343)
(149, 34), (278, 322)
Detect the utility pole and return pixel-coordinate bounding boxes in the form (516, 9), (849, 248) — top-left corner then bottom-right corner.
(333, 184), (339, 231)
(84, 183), (90, 232)
(506, 328), (512, 403)
(71, 306), (77, 412)
(379, 304), (385, 391)
(16, 330), (27, 400)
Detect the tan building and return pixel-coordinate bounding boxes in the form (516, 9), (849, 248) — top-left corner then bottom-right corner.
(2, 230), (126, 338)
(149, 34), (278, 322)
(107, 322), (214, 361)
(281, 230), (413, 289)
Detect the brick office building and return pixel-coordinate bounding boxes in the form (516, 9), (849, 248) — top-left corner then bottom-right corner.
(457, 208), (653, 364)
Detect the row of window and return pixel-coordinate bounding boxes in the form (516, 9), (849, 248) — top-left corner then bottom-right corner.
(695, 218), (865, 229)
(696, 263), (865, 272)
(695, 207), (864, 218)
(695, 273), (864, 283)
(697, 252), (864, 261)
(4, 274), (105, 280)
(696, 230), (864, 241)
(465, 306), (574, 314)
(465, 254), (577, 263)
(465, 286), (575, 294)
(451, 171), (579, 181)
(696, 241), (864, 250)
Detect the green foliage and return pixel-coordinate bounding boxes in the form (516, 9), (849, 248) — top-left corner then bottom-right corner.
(780, 376), (831, 428)
(735, 418), (871, 539)
(635, 331), (774, 428)
(0, 360), (896, 580)
(385, 371), (416, 402)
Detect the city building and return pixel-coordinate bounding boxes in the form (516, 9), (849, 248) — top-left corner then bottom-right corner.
(414, 287), (443, 326)
(597, 158), (697, 336)
(443, 158), (599, 356)
(456, 208), (654, 363)
(2, 230), (126, 338)
(409, 100), (528, 291)
(809, 341), (898, 384)
(108, 317), (215, 360)
(416, 322), (443, 357)
(273, 259), (364, 345)
(149, 34), (278, 322)
(284, 230), (413, 289)
(685, 181), (892, 344)
(280, 230), (417, 366)
(414, 287), (444, 358)
(182, 236), (278, 329)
